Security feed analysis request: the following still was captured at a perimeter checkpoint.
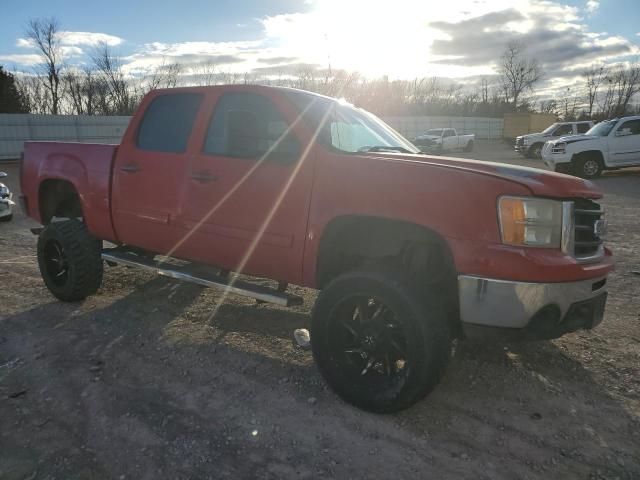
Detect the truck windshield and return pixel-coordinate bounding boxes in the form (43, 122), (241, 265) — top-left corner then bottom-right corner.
(542, 123), (559, 134)
(284, 91), (420, 154)
(587, 120), (616, 137)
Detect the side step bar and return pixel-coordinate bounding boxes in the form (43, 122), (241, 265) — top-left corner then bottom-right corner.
(101, 250), (303, 307)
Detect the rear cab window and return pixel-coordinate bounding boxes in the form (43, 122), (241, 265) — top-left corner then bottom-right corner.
(137, 93), (203, 153)
(577, 123), (591, 134)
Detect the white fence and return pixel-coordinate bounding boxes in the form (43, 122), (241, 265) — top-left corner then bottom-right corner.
(0, 113), (504, 161)
(0, 114), (130, 160)
(384, 116), (504, 141)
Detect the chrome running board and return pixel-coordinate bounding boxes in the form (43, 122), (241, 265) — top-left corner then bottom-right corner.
(101, 250), (303, 307)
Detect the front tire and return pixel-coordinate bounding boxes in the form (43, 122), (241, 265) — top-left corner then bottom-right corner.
(574, 155), (603, 179)
(37, 219), (103, 301)
(528, 143), (543, 159)
(311, 269), (451, 413)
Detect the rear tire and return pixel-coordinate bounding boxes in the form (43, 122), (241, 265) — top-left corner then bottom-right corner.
(37, 219), (103, 301)
(573, 155), (603, 179)
(311, 268), (451, 413)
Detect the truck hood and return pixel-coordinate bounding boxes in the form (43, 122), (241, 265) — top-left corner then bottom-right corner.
(362, 152), (603, 199)
(519, 133), (547, 141)
(550, 134), (598, 145)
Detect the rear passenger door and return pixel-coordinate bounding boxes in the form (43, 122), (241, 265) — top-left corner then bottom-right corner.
(608, 119), (640, 165)
(176, 90), (315, 283)
(442, 129), (457, 150)
(112, 92), (203, 253)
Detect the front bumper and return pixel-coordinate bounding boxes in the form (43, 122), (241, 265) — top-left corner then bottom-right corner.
(0, 198), (13, 217)
(458, 275), (608, 340)
(514, 144), (528, 153)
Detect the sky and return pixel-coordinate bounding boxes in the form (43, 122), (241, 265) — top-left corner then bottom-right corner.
(1, 0), (639, 95)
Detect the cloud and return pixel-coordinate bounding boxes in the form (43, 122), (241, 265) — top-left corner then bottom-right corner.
(121, 40), (263, 76)
(429, 3), (636, 74)
(60, 31), (123, 47)
(16, 31), (123, 49)
(586, 0), (600, 13)
(257, 56), (299, 65)
(0, 54), (42, 66)
(251, 62), (322, 75)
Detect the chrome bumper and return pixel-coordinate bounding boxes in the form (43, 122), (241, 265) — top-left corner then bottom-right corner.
(0, 198), (13, 216)
(458, 275), (608, 330)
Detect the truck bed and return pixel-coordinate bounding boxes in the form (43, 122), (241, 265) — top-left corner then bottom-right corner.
(21, 141), (119, 242)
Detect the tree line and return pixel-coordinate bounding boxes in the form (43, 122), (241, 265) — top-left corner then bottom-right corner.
(1, 18), (639, 120)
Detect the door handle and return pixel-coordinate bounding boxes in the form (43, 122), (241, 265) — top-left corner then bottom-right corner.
(191, 172), (218, 183)
(120, 163), (140, 173)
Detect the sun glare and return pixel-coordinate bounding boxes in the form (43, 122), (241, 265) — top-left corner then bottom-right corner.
(263, 0), (527, 79)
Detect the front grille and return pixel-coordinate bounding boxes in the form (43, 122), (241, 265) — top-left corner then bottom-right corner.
(573, 199), (604, 259)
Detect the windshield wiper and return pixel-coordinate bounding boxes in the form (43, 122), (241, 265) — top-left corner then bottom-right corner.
(359, 145), (413, 153)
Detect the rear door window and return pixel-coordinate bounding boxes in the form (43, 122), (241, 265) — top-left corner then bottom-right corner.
(204, 92), (299, 161)
(137, 93), (203, 153)
(577, 123), (591, 134)
(616, 119), (640, 136)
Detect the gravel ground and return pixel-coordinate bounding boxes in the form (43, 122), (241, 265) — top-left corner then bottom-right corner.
(1, 143), (639, 479)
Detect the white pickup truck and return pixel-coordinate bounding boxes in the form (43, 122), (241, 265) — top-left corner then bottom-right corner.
(413, 128), (474, 153)
(542, 115), (640, 178)
(515, 121), (594, 159)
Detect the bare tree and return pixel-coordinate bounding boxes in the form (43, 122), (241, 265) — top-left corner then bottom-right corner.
(598, 63), (640, 118)
(15, 74), (51, 113)
(499, 41), (543, 111)
(539, 99), (559, 116)
(583, 65), (606, 117)
(64, 66), (106, 115)
(145, 60), (182, 92)
(25, 17), (65, 114)
(91, 42), (138, 115)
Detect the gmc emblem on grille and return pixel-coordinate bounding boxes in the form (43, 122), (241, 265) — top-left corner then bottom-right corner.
(593, 218), (607, 237)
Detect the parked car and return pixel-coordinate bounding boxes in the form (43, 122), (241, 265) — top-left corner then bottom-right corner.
(515, 121), (593, 159)
(543, 116), (640, 178)
(413, 128), (474, 153)
(20, 85), (613, 413)
(0, 171), (14, 222)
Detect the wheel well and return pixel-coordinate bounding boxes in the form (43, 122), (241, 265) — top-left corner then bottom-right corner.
(39, 179), (82, 224)
(316, 216), (460, 335)
(572, 150), (604, 164)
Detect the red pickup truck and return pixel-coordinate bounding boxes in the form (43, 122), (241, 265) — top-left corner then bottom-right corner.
(20, 85), (613, 412)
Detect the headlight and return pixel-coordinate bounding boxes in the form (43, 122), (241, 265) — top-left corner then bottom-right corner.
(498, 196), (563, 247)
(552, 142), (566, 154)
